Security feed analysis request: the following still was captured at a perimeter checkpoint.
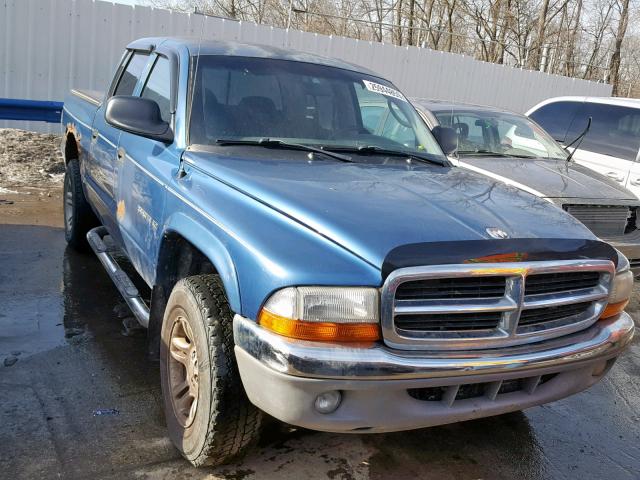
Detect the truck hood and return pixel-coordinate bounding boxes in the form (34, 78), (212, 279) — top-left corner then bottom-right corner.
(458, 156), (638, 204)
(185, 149), (597, 268)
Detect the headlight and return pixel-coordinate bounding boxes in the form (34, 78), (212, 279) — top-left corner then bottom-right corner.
(601, 255), (633, 319)
(258, 286), (380, 341)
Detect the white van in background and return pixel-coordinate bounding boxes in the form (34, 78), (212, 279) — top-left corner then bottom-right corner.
(527, 97), (640, 198)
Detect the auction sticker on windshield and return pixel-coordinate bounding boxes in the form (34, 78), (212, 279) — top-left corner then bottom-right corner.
(362, 80), (407, 102)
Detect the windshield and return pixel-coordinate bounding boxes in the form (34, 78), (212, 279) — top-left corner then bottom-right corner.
(432, 109), (568, 160)
(188, 55), (444, 160)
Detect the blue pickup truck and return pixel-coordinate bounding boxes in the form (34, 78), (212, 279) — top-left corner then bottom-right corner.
(61, 37), (635, 467)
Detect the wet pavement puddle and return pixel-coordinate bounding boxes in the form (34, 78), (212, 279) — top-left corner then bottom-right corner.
(1, 194), (640, 479)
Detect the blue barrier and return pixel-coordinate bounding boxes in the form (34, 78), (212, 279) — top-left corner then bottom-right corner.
(0, 98), (63, 123)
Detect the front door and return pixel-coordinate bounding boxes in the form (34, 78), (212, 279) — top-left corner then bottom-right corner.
(116, 53), (174, 285)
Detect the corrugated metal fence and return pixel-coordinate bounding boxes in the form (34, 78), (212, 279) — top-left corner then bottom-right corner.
(1, 0), (612, 132)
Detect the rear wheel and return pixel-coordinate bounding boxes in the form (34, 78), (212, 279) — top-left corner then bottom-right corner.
(160, 274), (262, 467)
(63, 159), (98, 251)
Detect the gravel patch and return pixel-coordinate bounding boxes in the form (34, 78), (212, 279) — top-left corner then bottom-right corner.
(0, 128), (64, 186)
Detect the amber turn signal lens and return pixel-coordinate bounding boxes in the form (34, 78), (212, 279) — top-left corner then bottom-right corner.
(600, 300), (629, 320)
(258, 309), (381, 342)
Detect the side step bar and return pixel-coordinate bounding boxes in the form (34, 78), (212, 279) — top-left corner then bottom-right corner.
(86, 226), (150, 328)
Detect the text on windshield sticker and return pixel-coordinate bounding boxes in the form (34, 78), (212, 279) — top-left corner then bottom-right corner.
(362, 80), (407, 102)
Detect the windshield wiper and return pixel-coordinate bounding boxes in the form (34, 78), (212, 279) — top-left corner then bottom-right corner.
(565, 117), (592, 162)
(459, 150), (537, 159)
(325, 145), (449, 167)
(215, 138), (353, 163)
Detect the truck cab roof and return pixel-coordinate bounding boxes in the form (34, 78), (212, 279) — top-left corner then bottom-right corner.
(126, 36), (379, 77)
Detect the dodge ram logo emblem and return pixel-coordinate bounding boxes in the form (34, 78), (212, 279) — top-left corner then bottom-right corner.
(486, 227), (509, 239)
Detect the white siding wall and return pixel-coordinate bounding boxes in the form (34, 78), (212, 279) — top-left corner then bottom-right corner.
(0, 0), (612, 132)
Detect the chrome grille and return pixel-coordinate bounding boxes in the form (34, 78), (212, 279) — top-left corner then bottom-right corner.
(395, 312), (502, 331)
(525, 271), (600, 295)
(564, 205), (631, 236)
(395, 276), (506, 300)
(381, 260), (614, 351)
(517, 302), (592, 328)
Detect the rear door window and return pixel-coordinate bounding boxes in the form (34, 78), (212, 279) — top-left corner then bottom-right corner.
(529, 101), (580, 143)
(141, 56), (171, 123)
(567, 103), (640, 161)
(114, 52), (150, 97)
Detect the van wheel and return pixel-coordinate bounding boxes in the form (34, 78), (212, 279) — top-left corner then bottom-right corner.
(160, 274), (262, 467)
(63, 159), (98, 251)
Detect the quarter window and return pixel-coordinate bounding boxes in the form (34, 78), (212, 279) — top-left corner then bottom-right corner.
(114, 52), (150, 97)
(141, 56), (171, 123)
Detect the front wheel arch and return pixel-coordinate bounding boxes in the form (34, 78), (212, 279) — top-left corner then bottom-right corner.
(147, 225), (241, 360)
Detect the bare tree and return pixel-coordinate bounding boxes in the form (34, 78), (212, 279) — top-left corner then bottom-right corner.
(146, 0), (640, 97)
(608, 0), (631, 94)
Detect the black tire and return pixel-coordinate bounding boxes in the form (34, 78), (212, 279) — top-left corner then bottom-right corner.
(63, 159), (98, 251)
(160, 274), (262, 467)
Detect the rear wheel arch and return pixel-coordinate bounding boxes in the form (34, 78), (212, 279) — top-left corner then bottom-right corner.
(63, 129), (80, 165)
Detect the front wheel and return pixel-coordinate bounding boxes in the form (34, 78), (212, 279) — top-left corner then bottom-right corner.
(160, 274), (262, 467)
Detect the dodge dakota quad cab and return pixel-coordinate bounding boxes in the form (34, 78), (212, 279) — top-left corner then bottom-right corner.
(61, 37), (635, 467)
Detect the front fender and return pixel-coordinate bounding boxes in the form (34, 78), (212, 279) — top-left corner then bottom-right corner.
(159, 212), (242, 313)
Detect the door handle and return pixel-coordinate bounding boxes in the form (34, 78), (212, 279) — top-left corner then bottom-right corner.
(630, 177), (640, 186)
(606, 171), (624, 182)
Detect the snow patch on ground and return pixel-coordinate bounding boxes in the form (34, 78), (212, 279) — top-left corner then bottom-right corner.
(0, 128), (64, 187)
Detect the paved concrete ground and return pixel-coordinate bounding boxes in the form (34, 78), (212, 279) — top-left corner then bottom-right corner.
(1, 188), (640, 480)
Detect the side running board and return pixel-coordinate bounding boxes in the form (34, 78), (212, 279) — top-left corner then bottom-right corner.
(86, 226), (150, 328)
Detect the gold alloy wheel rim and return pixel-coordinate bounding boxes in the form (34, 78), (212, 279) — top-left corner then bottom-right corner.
(168, 315), (199, 428)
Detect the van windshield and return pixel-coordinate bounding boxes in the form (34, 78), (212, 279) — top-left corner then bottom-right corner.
(188, 56), (444, 160)
(433, 109), (569, 160)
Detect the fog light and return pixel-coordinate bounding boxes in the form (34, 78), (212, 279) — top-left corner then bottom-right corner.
(314, 391), (342, 414)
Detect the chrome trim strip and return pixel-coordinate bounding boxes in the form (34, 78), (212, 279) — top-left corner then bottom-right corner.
(233, 313), (634, 380)
(380, 260), (615, 351)
(71, 89), (102, 107)
(395, 297), (517, 315)
(522, 286), (608, 308)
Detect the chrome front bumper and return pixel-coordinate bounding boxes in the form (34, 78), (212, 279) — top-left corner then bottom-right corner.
(233, 314), (634, 432)
(234, 313), (633, 380)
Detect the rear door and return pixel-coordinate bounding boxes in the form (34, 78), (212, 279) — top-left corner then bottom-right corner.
(565, 103), (640, 192)
(87, 50), (150, 235)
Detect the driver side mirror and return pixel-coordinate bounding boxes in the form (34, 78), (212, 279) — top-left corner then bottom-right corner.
(105, 96), (173, 144)
(431, 126), (458, 155)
